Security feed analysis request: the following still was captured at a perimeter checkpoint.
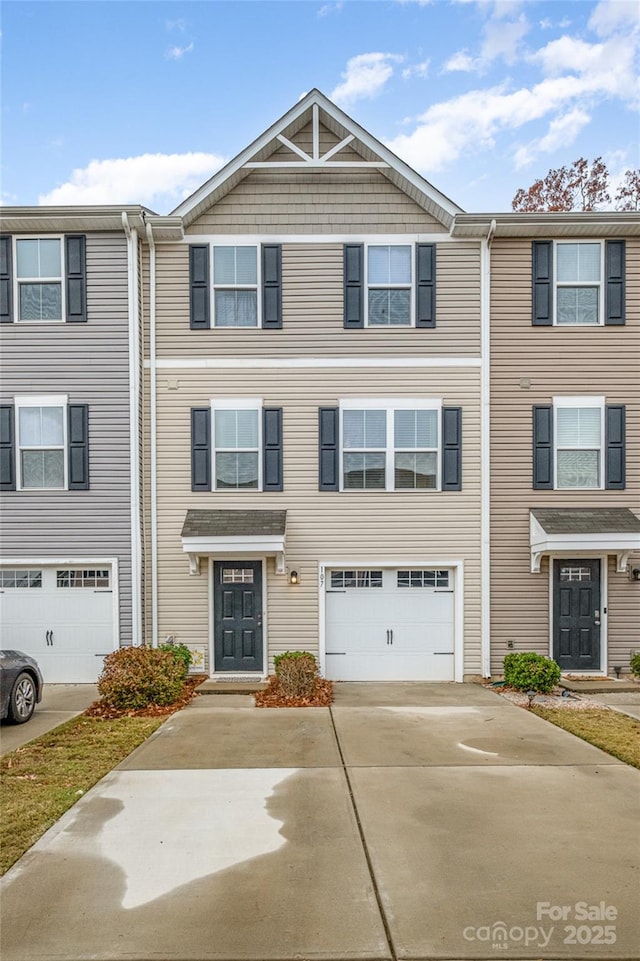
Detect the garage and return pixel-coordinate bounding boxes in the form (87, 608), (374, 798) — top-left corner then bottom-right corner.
(325, 568), (455, 681)
(0, 565), (116, 683)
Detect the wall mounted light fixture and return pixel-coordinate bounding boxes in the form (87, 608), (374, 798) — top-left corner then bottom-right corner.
(289, 570), (299, 585)
(631, 568), (640, 583)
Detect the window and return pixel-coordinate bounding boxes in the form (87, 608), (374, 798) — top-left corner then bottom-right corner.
(57, 569), (110, 588)
(0, 569), (42, 588)
(16, 398), (66, 489)
(341, 401), (440, 491)
(213, 401), (260, 490)
(367, 245), (411, 326)
(555, 398), (603, 489)
(556, 242), (602, 325)
(330, 570), (383, 588)
(559, 567), (593, 583)
(191, 402), (283, 493)
(213, 246), (258, 327)
(397, 570), (449, 588)
(221, 568), (255, 584)
(15, 238), (63, 322)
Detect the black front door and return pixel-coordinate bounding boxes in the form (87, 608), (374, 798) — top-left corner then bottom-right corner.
(553, 559), (601, 671)
(213, 561), (263, 672)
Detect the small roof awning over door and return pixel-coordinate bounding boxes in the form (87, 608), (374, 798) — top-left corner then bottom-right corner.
(530, 508), (640, 573)
(181, 510), (287, 575)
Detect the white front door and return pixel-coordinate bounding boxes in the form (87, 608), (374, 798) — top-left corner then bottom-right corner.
(0, 566), (115, 682)
(325, 568), (455, 681)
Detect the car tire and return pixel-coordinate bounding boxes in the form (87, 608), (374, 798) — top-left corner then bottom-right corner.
(8, 672), (37, 724)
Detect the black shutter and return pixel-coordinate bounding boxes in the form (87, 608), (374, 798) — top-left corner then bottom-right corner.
(189, 245), (210, 329)
(65, 235), (87, 323)
(416, 243), (436, 328)
(0, 236), (12, 324)
(262, 407), (283, 491)
(68, 404), (89, 490)
(533, 405), (553, 489)
(441, 407), (462, 491)
(191, 408), (211, 491)
(343, 244), (364, 328)
(262, 245), (282, 329)
(532, 241), (553, 326)
(319, 407), (339, 490)
(0, 404), (15, 490)
(605, 405), (625, 490)
(605, 240), (625, 326)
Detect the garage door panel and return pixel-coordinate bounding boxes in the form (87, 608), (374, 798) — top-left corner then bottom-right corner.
(325, 568), (455, 682)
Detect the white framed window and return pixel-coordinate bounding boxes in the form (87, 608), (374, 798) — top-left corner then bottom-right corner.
(554, 396), (604, 490)
(554, 242), (603, 326)
(366, 244), (412, 326)
(340, 399), (441, 491)
(15, 237), (64, 323)
(15, 395), (68, 490)
(330, 570), (383, 588)
(56, 569), (110, 588)
(0, 569), (42, 588)
(397, 570), (449, 588)
(211, 398), (261, 490)
(212, 246), (258, 327)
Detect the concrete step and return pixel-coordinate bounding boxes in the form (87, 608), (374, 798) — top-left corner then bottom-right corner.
(196, 679), (267, 695)
(560, 678), (639, 694)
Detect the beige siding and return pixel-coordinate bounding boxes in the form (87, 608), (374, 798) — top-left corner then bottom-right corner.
(153, 241), (481, 358)
(153, 368), (482, 674)
(490, 237), (640, 673)
(186, 169), (448, 234)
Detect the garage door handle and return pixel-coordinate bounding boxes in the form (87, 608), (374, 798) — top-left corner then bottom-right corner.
(390, 629), (393, 645)
(45, 630), (54, 646)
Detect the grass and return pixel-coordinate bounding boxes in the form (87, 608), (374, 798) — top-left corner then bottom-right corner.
(1, 714), (163, 875)
(532, 706), (640, 769)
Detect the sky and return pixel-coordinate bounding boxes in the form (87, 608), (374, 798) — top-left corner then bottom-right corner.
(1, 0), (639, 214)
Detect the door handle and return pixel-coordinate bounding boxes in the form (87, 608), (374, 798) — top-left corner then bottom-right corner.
(386, 630), (390, 645)
(390, 629), (393, 645)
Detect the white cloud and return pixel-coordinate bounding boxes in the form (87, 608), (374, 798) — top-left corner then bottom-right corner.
(402, 59), (430, 79)
(514, 107), (591, 167)
(38, 152), (226, 212)
(318, 2), (342, 16)
(481, 13), (528, 63)
(331, 52), (404, 105)
(589, 0), (640, 37)
(165, 18), (186, 32)
(165, 42), (194, 61)
(443, 50), (484, 73)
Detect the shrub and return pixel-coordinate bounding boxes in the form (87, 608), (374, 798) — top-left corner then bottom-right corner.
(158, 640), (193, 674)
(630, 652), (640, 679)
(97, 647), (187, 709)
(503, 651), (561, 694)
(273, 651), (318, 698)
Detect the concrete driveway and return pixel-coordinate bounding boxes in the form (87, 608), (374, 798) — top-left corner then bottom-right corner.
(1, 682), (638, 960)
(0, 684), (98, 756)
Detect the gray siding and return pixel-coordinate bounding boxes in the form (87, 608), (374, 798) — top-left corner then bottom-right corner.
(0, 232), (134, 644)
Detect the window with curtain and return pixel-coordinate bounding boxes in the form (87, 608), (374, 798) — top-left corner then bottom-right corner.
(555, 404), (602, 488)
(214, 408), (259, 489)
(556, 242), (601, 325)
(213, 246), (258, 327)
(367, 245), (411, 326)
(18, 403), (66, 489)
(16, 238), (63, 322)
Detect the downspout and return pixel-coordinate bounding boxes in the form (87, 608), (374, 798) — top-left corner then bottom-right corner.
(481, 219), (496, 677)
(146, 222), (158, 647)
(122, 212), (142, 646)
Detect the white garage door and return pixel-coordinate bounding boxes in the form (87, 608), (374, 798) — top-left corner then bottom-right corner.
(325, 568), (455, 681)
(0, 566), (115, 683)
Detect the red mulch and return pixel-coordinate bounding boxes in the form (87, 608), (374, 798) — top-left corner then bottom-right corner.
(83, 675), (208, 719)
(254, 676), (334, 708)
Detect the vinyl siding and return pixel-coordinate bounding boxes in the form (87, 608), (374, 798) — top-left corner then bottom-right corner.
(0, 232), (134, 644)
(152, 367), (482, 675)
(489, 237), (640, 673)
(154, 241), (481, 358)
(186, 169), (448, 234)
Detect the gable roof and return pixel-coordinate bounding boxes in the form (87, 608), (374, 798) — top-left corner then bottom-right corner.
(171, 88), (462, 229)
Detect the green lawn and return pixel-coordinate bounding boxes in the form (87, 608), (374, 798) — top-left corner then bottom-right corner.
(532, 706), (640, 769)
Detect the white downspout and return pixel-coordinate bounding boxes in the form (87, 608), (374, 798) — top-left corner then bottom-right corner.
(481, 219), (496, 677)
(122, 212), (142, 646)
(146, 222), (158, 647)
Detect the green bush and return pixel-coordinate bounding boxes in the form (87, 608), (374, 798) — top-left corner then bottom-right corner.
(630, 652), (640, 679)
(273, 651), (318, 697)
(97, 647), (187, 709)
(158, 640), (193, 674)
(503, 651), (561, 694)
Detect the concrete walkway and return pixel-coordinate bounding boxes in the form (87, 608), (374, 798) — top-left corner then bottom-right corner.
(0, 684), (98, 756)
(1, 682), (639, 960)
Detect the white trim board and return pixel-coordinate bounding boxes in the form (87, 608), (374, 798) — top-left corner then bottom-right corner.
(149, 357), (482, 369)
(181, 233), (458, 245)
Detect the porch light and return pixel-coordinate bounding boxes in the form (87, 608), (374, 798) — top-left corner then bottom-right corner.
(289, 570), (299, 585)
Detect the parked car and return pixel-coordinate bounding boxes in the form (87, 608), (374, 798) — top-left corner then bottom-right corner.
(0, 651), (44, 724)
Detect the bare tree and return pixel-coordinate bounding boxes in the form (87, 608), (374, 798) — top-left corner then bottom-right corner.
(512, 157), (611, 211)
(614, 169), (640, 211)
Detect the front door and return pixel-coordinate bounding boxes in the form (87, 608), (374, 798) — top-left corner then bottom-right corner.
(213, 561), (263, 673)
(553, 559), (601, 671)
